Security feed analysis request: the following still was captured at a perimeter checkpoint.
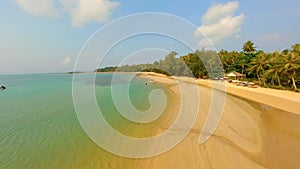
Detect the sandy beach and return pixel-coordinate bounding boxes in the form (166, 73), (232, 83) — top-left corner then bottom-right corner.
(134, 72), (300, 169)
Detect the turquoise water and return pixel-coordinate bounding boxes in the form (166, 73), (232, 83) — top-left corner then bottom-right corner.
(0, 73), (169, 169)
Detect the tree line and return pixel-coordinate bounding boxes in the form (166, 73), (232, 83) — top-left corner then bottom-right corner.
(95, 41), (300, 91)
(219, 41), (300, 91)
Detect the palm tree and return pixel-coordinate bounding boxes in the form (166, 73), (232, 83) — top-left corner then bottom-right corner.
(292, 44), (300, 54)
(241, 41), (257, 76)
(243, 40), (256, 53)
(279, 51), (300, 90)
(265, 66), (282, 87)
(264, 51), (282, 86)
(219, 50), (239, 72)
(248, 51), (269, 86)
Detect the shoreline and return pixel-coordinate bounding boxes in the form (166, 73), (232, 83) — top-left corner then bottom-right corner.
(135, 72), (300, 168)
(138, 72), (300, 115)
(70, 71), (299, 114)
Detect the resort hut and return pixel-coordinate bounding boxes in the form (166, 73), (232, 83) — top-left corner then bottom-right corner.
(226, 71), (245, 80)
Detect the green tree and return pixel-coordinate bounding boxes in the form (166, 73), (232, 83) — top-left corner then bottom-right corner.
(264, 51), (282, 86)
(230, 52), (252, 75)
(161, 51), (178, 75)
(242, 40), (256, 53)
(181, 52), (206, 78)
(292, 44), (300, 54)
(219, 50), (239, 72)
(196, 50), (222, 79)
(279, 50), (300, 90)
(238, 40), (258, 76)
(248, 51), (269, 86)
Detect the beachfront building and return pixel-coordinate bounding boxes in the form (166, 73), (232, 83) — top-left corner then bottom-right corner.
(226, 71), (245, 80)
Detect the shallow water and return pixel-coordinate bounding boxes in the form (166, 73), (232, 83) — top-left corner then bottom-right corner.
(0, 73), (169, 169)
(1, 74), (299, 169)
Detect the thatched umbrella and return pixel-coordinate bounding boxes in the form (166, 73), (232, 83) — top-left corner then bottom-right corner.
(226, 71), (244, 80)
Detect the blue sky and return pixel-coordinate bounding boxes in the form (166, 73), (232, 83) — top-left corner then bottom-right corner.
(0, 0), (299, 74)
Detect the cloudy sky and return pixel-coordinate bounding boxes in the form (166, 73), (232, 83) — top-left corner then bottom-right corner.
(0, 0), (299, 74)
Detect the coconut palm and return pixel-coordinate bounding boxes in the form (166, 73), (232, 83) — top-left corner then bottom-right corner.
(292, 44), (300, 54)
(248, 51), (269, 86)
(278, 51), (300, 90)
(219, 50), (239, 72)
(239, 41), (257, 76)
(265, 66), (282, 86)
(264, 51), (282, 86)
(243, 40), (256, 53)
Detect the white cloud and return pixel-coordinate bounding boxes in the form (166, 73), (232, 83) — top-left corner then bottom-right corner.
(202, 2), (239, 25)
(15, 0), (59, 18)
(14, 0), (120, 27)
(61, 56), (71, 64)
(196, 1), (245, 48)
(59, 0), (120, 27)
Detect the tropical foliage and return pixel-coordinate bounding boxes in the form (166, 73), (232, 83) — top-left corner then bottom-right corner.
(97, 41), (300, 91)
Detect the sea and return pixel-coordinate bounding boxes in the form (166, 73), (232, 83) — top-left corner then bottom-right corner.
(0, 73), (169, 169)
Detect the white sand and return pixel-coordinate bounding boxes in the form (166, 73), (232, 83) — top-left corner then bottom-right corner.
(133, 72), (300, 169)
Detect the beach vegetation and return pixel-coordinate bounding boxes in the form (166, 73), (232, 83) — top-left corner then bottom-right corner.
(96, 42), (300, 91)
